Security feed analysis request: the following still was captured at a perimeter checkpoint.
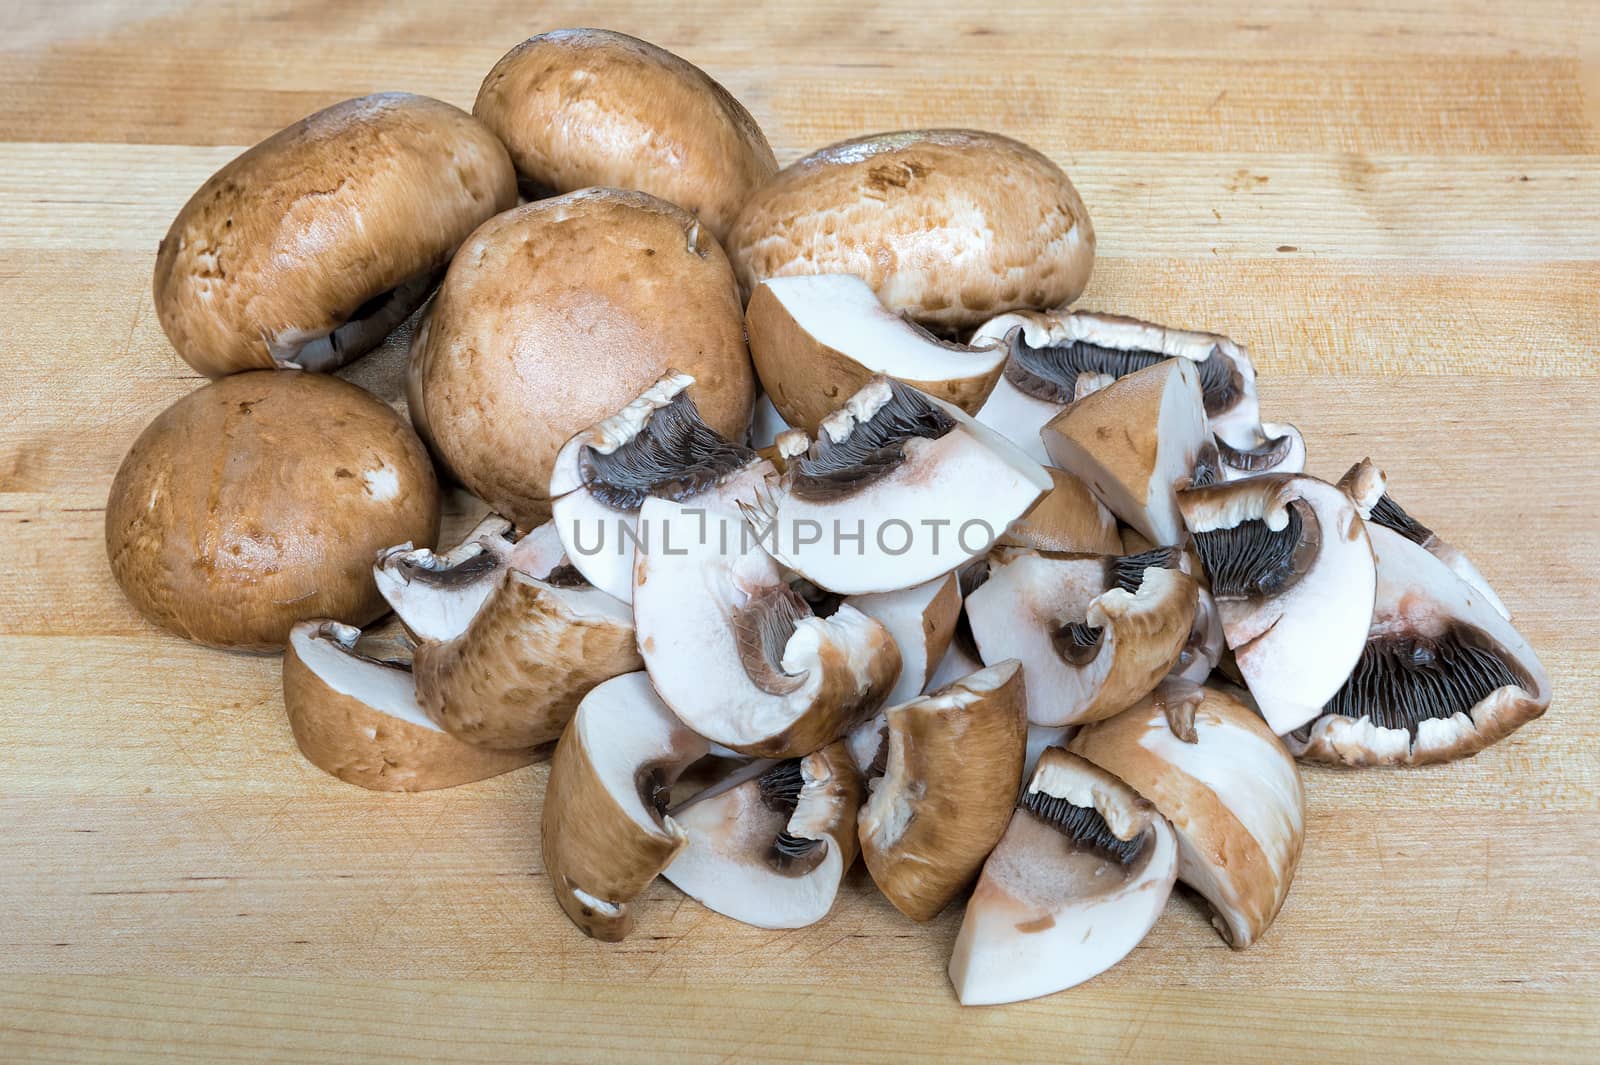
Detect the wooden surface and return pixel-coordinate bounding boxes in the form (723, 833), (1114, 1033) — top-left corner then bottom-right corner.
(3, 2), (1598, 1062)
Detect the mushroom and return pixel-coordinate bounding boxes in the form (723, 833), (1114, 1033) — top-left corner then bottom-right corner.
(633, 495), (902, 757)
(106, 372), (440, 651)
(948, 748), (1177, 1005)
(661, 743), (863, 929)
(998, 467), (1123, 555)
(859, 660), (1028, 921)
(845, 572), (963, 707)
(742, 378), (1051, 594)
(1069, 682), (1306, 948)
(548, 371), (770, 602)
(744, 274), (1009, 433)
(726, 129), (1093, 332)
(972, 310), (1305, 478)
(282, 621), (532, 791)
(965, 548), (1199, 726)
(1286, 521), (1549, 766)
(541, 672), (711, 940)
(153, 94), (515, 377)
(473, 29), (776, 242)
(1178, 473), (1376, 735)
(407, 187), (756, 529)
(1040, 358), (1211, 546)
(1338, 458), (1510, 619)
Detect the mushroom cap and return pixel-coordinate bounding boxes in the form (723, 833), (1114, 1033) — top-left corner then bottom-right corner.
(153, 93), (515, 377)
(1041, 358), (1209, 546)
(407, 187), (756, 529)
(726, 129), (1094, 331)
(282, 621), (532, 792)
(1178, 473), (1376, 734)
(949, 748), (1177, 1005)
(859, 660), (1029, 921)
(745, 274), (1008, 433)
(541, 672), (711, 940)
(845, 572), (963, 707)
(473, 28), (776, 242)
(999, 467), (1122, 555)
(106, 372), (440, 651)
(1069, 683), (1306, 947)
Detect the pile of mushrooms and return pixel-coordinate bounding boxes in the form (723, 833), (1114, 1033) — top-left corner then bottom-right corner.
(106, 27), (1551, 1006)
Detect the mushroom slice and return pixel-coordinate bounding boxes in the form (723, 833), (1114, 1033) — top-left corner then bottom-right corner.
(1287, 523), (1549, 767)
(966, 548), (1199, 726)
(859, 661), (1028, 921)
(662, 743), (863, 928)
(745, 274), (1008, 434)
(1070, 682), (1305, 947)
(949, 748), (1177, 1005)
(999, 467), (1122, 555)
(550, 372), (768, 602)
(282, 621), (533, 792)
(633, 495), (901, 757)
(743, 377), (1051, 594)
(1338, 458), (1510, 620)
(845, 572), (963, 707)
(1179, 473), (1375, 734)
(541, 672), (711, 940)
(1040, 359), (1210, 546)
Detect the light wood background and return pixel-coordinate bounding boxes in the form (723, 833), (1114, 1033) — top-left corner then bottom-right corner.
(2, 2), (1598, 1062)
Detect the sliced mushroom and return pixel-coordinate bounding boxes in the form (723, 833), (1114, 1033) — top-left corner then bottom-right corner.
(662, 744), (863, 928)
(1040, 359), (1210, 546)
(282, 621), (533, 791)
(1179, 473), (1375, 734)
(633, 495), (901, 757)
(966, 548), (1198, 726)
(745, 274), (1009, 433)
(845, 572), (963, 707)
(549, 372), (768, 602)
(743, 377), (1051, 594)
(1287, 522), (1549, 766)
(922, 638), (985, 694)
(541, 672), (711, 940)
(999, 467), (1122, 555)
(949, 748), (1177, 1005)
(1070, 681), (1305, 947)
(859, 661), (1028, 921)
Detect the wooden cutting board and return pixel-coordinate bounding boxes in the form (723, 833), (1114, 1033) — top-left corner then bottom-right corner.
(2, 2), (1597, 1062)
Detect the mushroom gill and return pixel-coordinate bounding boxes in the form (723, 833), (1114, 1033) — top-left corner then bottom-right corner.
(1190, 499), (1317, 599)
(580, 390), (757, 510)
(789, 378), (956, 503)
(1005, 330), (1243, 417)
(756, 758), (825, 873)
(1016, 786), (1145, 865)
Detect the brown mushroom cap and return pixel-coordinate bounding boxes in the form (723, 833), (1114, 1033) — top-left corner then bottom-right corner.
(106, 372), (440, 651)
(473, 29), (776, 242)
(726, 129), (1094, 332)
(407, 187), (755, 529)
(153, 93), (516, 377)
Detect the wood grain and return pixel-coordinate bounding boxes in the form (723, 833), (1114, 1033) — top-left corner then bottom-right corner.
(2, 1), (1598, 1062)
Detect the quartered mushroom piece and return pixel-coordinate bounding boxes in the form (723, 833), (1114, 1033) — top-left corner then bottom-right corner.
(949, 748), (1177, 1005)
(1179, 473), (1376, 735)
(549, 372), (771, 602)
(999, 467), (1122, 555)
(743, 377), (1051, 594)
(662, 743), (863, 929)
(1070, 681), (1305, 947)
(541, 672), (711, 941)
(845, 572), (963, 706)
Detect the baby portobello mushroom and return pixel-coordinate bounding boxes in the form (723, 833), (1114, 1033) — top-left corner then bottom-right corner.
(541, 672), (711, 940)
(1073, 682), (1304, 947)
(1041, 359), (1211, 546)
(549, 371), (769, 602)
(743, 377), (1051, 594)
(107, 372), (440, 651)
(473, 28), (776, 241)
(744, 274), (1009, 433)
(408, 187), (755, 529)
(1287, 521), (1549, 767)
(949, 748), (1177, 1005)
(859, 661), (1029, 921)
(282, 621), (533, 791)
(1178, 473), (1376, 735)
(633, 496), (902, 757)
(154, 93), (515, 377)
(966, 548), (1199, 727)
(999, 467), (1123, 556)
(845, 573), (964, 707)
(662, 744), (864, 929)
(727, 129), (1094, 332)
